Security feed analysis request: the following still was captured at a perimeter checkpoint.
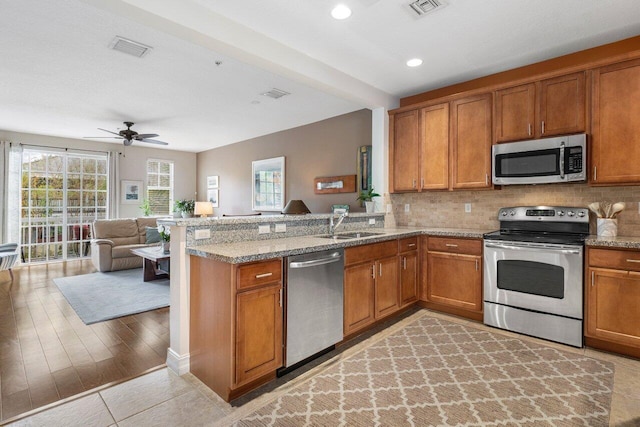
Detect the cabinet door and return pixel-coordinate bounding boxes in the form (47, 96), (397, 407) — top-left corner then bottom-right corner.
(399, 251), (418, 307)
(392, 110), (420, 191)
(420, 103), (449, 190)
(587, 267), (640, 348)
(539, 72), (586, 137)
(344, 263), (376, 335)
(495, 83), (536, 142)
(427, 252), (481, 312)
(375, 256), (399, 319)
(592, 59), (640, 184)
(235, 284), (283, 386)
(451, 93), (493, 189)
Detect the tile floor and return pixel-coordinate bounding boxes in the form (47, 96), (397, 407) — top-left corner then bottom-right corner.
(6, 310), (640, 427)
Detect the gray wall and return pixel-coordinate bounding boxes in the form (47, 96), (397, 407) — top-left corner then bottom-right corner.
(196, 109), (372, 215)
(0, 130), (197, 218)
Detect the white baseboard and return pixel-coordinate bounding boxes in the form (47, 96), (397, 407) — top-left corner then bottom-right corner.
(166, 347), (190, 375)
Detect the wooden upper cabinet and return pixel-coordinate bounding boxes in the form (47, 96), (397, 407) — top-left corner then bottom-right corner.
(495, 83), (536, 142)
(494, 72), (586, 143)
(420, 103), (450, 190)
(538, 72), (586, 137)
(451, 93), (493, 189)
(392, 110), (420, 191)
(592, 58), (640, 185)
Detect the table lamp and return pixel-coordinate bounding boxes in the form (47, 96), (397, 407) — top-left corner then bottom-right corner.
(194, 201), (214, 218)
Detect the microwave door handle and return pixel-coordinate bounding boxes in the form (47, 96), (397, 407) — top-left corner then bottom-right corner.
(559, 142), (565, 179)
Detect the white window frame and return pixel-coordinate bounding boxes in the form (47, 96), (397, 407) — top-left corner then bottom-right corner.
(146, 158), (174, 215)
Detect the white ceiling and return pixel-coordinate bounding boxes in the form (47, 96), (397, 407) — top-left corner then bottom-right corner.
(1, 0), (639, 153)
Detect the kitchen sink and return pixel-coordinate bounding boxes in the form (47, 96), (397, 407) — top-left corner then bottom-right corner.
(314, 231), (384, 240)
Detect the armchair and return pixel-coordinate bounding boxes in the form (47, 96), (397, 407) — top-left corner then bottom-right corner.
(0, 243), (19, 281)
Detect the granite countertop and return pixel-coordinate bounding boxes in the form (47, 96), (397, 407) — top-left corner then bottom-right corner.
(187, 227), (489, 263)
(585, 235), (640, 249)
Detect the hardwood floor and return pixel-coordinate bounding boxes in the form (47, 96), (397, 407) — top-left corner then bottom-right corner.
(0, 260), (169, 422)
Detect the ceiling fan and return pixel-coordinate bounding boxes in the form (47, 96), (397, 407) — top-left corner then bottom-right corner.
(85, 121), (169, 146)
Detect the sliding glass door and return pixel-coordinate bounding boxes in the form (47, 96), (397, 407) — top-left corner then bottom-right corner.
(20, 149), (108, 263)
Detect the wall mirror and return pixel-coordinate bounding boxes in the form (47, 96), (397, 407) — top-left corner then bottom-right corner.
(252, 156), (285, 211)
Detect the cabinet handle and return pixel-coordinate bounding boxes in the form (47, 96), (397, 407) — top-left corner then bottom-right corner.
(379, 263), (383, 277)
(475, 259), (479, 271)
(255, 272), (273, 279)
(591, 271), (594, 287)
(408, 243), (416, 248)
(528, 123), (532, 136)
(279, 288), (283, 307)
(626, 259), (640, 263)
(421, 178), (424, 188)
(445, 243), (458, 248)
(485, 174), (489, 186)
(403, 256), (407, 270)
(413, 179), (417, 188)
(541, 121), (545, 135)
(593, 166), (597, 181)
(372, 264), (376, 279)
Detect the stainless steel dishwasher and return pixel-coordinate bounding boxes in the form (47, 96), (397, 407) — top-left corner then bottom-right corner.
(283, 248), (344, 372)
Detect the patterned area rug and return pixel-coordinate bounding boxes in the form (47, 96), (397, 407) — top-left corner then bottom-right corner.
(237, 315), (614, 426)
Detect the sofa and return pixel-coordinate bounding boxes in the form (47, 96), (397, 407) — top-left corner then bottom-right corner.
(90, 217), (160, 272)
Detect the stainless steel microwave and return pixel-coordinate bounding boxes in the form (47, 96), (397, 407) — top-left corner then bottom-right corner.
(492, 134), (586, 185)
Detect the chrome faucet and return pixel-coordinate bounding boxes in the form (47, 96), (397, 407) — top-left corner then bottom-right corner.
(330, 212), (348, 235)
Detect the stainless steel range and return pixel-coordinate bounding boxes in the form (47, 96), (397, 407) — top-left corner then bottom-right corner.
(483, 206), (590, 347)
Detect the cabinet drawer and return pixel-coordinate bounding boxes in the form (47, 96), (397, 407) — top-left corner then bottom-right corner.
(237, 259), (282, 290)
(345, 240), (397, 266)
(427, 237), (482, 255)
(398, 237), (418, 253)
(589, 248), (640, 272)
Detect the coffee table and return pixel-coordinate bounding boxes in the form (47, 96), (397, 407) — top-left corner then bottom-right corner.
(131, 246), (170, 282)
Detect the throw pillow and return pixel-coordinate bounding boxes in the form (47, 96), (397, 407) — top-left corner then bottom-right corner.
(146, 226), (161, 244)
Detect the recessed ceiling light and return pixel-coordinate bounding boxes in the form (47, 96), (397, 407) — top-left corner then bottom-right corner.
(331, 4), (352, 20)
(406, 58), (423, 67)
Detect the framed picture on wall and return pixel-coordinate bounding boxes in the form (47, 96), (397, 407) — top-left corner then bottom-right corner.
(207, 175), (219, 189)
(121, 180), (143, 204)
(252, 156), (285, 211)
(207, 189), (219, 207)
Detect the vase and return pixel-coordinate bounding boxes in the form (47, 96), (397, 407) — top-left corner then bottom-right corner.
(181, 212), (193, 218)
(162, 241), (170, 254)
(596, 218), (618, 237)
(365, 201), (374, 213)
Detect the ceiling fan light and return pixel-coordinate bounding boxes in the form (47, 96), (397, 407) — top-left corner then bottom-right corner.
(331, 4), (352, 20)
(406, 58), (423, 67)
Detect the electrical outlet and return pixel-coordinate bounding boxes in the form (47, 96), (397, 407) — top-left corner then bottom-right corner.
(404, 204), (410, 213)
(386, 204), (392, 213)
(258, 225), (270, 234)
(465, 203), (472, 213)
(369, 218), (376, 225)
(194, 229), (211, 240)
(275, 223), (286, 233)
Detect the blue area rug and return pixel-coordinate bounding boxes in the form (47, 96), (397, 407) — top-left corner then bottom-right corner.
(54, 268), (169, 325)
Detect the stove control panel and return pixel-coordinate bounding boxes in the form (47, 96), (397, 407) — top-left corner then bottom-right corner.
(497, 206), (589, 223)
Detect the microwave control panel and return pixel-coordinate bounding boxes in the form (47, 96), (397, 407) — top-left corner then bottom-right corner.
(565, 147), (583, 173)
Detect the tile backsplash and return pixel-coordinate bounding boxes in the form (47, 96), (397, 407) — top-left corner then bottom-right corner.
(388, 183), (640, 236)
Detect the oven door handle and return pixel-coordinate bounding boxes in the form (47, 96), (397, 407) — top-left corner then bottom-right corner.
(485, 242), (581, 255)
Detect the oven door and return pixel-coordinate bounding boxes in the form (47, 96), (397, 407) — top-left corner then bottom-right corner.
(483, 240), (583, 319)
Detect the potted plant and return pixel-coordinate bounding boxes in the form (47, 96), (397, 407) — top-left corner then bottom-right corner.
(175, 199), (195, 218)
(356, 188), (380, 213)
(140, 198), (152, 216)
(159, 224), (171, 253)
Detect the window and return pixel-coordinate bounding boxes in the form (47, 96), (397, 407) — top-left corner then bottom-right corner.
(147, 159), (174, 215)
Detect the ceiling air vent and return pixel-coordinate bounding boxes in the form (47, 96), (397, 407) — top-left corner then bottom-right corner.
(109, 36), (152, 58)
(261, 88), (290, 99)
(409, 0), (446, 16)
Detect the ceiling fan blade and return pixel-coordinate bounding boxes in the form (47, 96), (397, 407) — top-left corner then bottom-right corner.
(83, 136), (124, 139)
(97, 128), (122, 136)
(135, 133), (159, 139)
(139, 138), (169, 146)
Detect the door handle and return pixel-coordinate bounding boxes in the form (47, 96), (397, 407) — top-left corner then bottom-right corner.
(379, 263), (382, 277)
(371, 264), (375, 279)
(255, 272), (273, 279)
(593, 166), (597, 181)
(591, 271), (595, 287)
(403, 256), (407, 270)
(528, 123), (532, 136)
(541, 120), (545, 135)
(445, 243), (458, 248)
(475, 259), (478, 271)
(626, 259), (640, 263)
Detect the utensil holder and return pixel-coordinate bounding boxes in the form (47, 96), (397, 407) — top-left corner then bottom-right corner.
(597, 218), (618, 237)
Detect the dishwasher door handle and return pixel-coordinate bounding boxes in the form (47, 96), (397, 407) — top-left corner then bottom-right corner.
(289, 252), (343, 269)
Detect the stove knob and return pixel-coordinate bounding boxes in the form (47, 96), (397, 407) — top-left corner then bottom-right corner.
(577, 211), (586, 217)
(567, 211), (575, 217)
(510, 210), (516, 216)
(557, 210), (565, 216)
(501, 211), (508, 217)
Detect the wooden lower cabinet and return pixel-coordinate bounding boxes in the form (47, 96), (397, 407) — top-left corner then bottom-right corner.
(399, 237), (419, 307)
(586, 247), (640, 357)
(190, 256), (283, 401)
(423, 237), (483, 320)
(343, 241), (400, 336)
